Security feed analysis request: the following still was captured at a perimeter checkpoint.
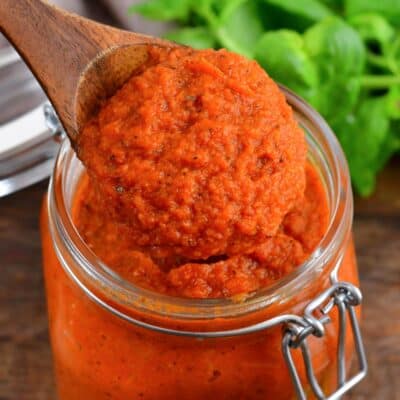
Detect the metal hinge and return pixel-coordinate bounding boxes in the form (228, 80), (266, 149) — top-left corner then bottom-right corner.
(282, 281), (367, 400)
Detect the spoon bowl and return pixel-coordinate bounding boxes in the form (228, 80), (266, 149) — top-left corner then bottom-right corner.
(74, 43), (149, 143)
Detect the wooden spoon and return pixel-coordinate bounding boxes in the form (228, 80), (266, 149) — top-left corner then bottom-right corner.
(0, 0), (175, 143)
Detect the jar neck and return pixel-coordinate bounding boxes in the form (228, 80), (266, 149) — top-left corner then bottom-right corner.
(47, 87), (353, 327)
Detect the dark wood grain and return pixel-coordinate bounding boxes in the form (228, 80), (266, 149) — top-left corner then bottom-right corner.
(0, 159), (399, 400)
(0, 181), (55, 400)
(0, 0), (171, 142)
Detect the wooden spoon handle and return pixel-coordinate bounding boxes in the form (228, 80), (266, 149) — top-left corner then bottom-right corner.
(0, 1), (100, 126)
(0, 0), (156, 139)
(0, 0), (102, 76)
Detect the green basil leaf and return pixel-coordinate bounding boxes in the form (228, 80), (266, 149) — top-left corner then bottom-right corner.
(165, 27), (216, 49)
(348, 13), (395, 51)
(386, 35), (400, 74)
(305, 17), (366, 80)
(254, 30), (318, 102)
(386, 85), (400, 119)
(319, 0), (344, 12)
(262, 0), (334, 23)
(345, 0), (400, 27)
(216, 0), (248, 20)
(334, 98), (391, 196)
(129, 0), (192, 21)
(304, 17), (366, 122)
(215, 1), (265, 58)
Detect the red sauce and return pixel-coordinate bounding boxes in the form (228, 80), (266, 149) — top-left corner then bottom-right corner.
(41, 207), (359, 400)
(76, 47), (307, 261)
(74, 163), (328, 298)
(40, 45), (359, 399)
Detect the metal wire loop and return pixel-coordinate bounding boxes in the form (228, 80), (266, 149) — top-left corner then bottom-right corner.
(282, 281), (367, 400)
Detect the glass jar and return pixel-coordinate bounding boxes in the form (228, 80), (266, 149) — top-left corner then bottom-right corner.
(40, 88), (366, 400)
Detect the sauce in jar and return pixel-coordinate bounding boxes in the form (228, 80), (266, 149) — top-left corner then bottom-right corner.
(76, 46), (307, 262)
(73, 162), (328, 299)
(41, 46), (362, 399)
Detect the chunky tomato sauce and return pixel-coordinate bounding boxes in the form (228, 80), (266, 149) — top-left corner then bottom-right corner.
(76, 47), (306, 262)
(41, 45), (360, 399)
(72, 46), (320, 299)
(74, 163), (327, 298)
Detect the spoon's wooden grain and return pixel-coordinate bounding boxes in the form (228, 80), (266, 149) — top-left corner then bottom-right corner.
(0, 0), (175, 142)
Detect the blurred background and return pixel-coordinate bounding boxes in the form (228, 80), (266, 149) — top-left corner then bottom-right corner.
(0, 1), (399, 399)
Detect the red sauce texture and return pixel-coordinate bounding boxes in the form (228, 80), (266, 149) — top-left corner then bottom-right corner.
(40, 46), (358, 400)
(74, 163), (327, 298)
(77, 47), (307, 261)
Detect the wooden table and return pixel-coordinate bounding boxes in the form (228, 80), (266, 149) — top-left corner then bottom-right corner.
(0, 159), (399, 400)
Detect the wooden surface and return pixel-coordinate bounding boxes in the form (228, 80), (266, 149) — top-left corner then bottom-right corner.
(0, 159), (399, 400)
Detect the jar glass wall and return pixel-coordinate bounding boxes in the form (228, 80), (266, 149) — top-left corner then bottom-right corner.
(40, 88), (360, 400)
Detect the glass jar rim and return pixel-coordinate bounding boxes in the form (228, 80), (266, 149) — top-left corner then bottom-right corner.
(48, 86), (353, 322)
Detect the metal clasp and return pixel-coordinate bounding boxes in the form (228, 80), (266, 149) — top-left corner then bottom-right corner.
(282, 281), (367, 400)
